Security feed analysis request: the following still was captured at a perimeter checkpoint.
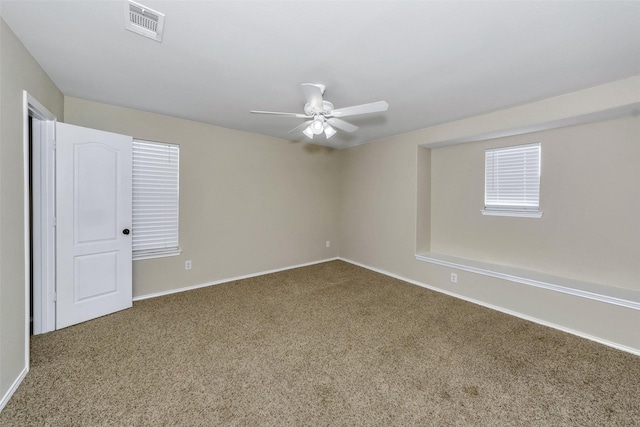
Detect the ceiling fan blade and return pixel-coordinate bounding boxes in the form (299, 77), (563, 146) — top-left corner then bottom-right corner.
(301, 83), (325, 110)
(251, 110), (311, 118)
(288, 120), (313, 134)
(329, 101), (389, 118)
(327, 118), (359, 133)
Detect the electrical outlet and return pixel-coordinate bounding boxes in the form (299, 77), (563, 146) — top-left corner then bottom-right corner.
(450, 273), (458, 283)
(185, 260), (192, 270)
(326, 240), (331, 248)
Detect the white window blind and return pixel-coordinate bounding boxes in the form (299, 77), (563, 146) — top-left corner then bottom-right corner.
(483, 142), (541, 217)
(132, 139), (180, 259)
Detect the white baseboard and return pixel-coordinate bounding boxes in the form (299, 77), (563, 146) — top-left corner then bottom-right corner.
(338, 257), (640, 357)
(0, 366), (28, 413)
(133, 257), (340, 301)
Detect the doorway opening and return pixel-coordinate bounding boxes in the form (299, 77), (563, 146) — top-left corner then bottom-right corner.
(23, 91), (57, 343)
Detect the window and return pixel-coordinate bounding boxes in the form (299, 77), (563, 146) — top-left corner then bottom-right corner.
(132, 139), (181, 259)
(482, 142), (542, 218)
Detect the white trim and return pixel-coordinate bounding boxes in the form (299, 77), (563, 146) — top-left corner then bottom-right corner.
(24, 91), (58, 337)
(0, 366), (28, 412)
(481, 209), (543, 218)
(133, 257), (339, 301)
(25, 92), (56, 121)
(23, 93), (31, 358)
(338, 257), (640, 357)
(23, 93), (31, 374)
(415, 252), (640, 311)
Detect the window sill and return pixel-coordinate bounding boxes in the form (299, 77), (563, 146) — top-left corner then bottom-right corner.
(415, 251), (640, 311)
(133, 248), (182, 261)
(481, 209), (543, 218)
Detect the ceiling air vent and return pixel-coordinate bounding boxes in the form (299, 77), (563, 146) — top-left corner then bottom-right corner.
(124, 0), (165, 42)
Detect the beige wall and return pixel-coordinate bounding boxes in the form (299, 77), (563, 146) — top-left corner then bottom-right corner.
(0, 16), (63, 404)
(430, 117), (640, 289)
(64, 97), (340, 298)
(339, 76), (640, 352)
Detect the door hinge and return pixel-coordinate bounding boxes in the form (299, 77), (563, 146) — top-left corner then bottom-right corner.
(52, 217), (57, 227)
(49, 292), (57, 302)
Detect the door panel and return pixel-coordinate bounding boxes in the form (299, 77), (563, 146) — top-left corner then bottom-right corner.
(56, 123), (133, 329)
(74, 252), (119, 300)
(75, 143), (119, 243)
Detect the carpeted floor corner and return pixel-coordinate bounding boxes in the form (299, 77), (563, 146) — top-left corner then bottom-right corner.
(1, 260), (639, 426)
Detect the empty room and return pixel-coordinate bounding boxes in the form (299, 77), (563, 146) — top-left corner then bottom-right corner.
(1, 1), (639, 425)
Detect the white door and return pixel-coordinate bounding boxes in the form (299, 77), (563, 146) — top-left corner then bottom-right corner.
(56, 123), (133, 329)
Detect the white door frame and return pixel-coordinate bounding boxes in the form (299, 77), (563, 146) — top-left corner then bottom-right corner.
(23, 91), (57, 342)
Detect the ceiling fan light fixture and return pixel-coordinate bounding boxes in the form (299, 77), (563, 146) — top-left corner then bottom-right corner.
(324, 123), (337, 139)
(251, 83), (389, 143)
(311, 117), (324, 135)
(302, 126), (314, 139)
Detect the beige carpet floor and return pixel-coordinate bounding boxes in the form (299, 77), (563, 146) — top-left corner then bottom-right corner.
(1, 260), (639, 426)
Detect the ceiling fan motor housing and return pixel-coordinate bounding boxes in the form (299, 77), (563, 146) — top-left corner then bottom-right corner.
(304, 100), (334, 116)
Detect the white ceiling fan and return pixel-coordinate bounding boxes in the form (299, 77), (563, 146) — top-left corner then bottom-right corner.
(251, 83), (389, 140)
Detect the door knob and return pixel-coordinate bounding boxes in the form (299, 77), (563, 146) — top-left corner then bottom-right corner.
(122, 229), (130, 235)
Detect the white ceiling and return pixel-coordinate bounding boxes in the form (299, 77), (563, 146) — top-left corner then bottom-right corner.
(2, 1), (640, 148)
